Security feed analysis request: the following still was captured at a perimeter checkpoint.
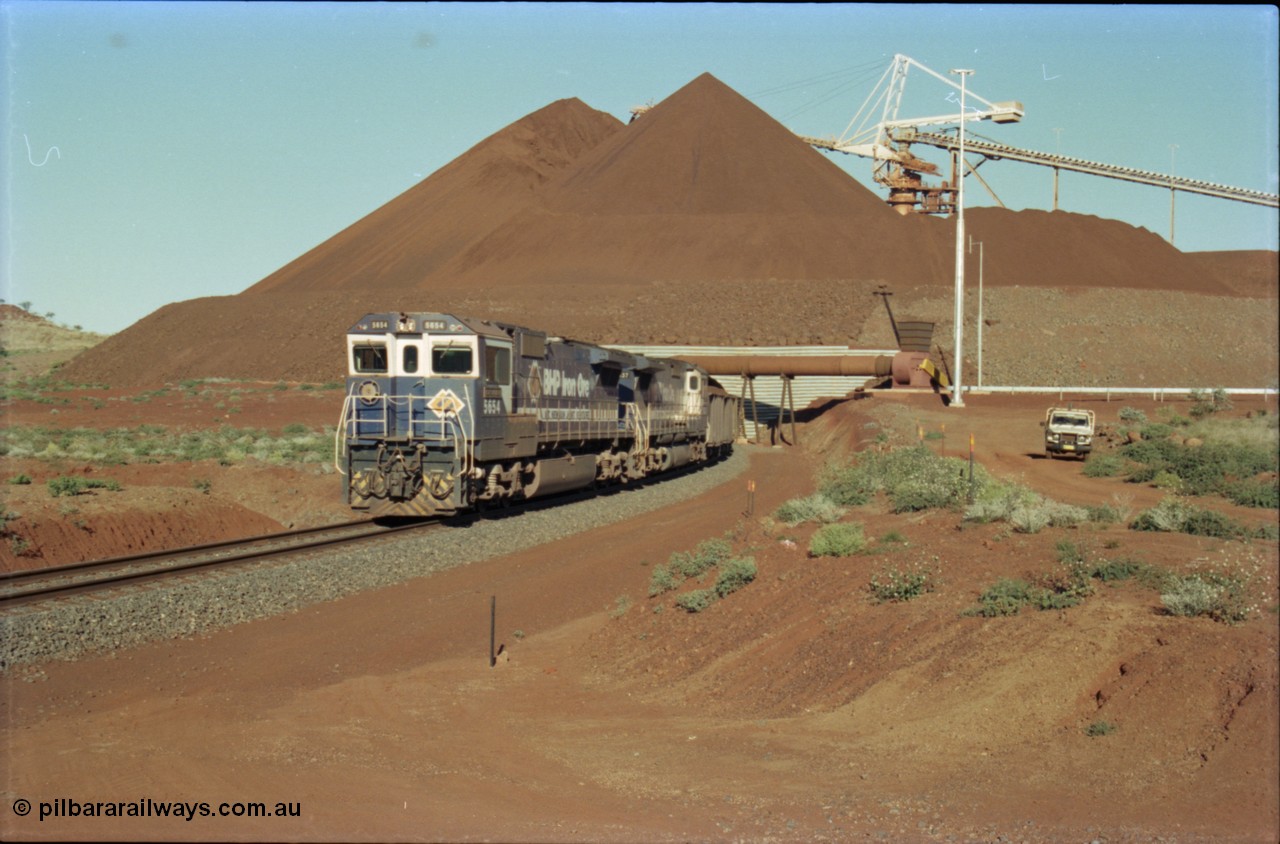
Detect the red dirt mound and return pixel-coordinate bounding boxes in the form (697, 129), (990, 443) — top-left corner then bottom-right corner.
(1187, 249), (1279, 297)
(57, 72), (1275, 389)
(963, 206), (1230, 294)
(245, 97), (623, 294)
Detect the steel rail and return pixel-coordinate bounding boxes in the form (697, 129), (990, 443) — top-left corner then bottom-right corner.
(0, 519), (438, 609)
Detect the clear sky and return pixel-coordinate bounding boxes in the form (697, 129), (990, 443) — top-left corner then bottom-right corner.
(4, 2), (1277, 335)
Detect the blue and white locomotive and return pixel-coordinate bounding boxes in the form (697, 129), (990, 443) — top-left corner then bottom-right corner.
(337, 313), (740, 517)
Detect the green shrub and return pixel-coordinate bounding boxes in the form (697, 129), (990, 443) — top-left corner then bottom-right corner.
(869, 563), (935, 604)
(648, 565), (681, 597)
(818, 463), (878, 506)
(1161, 577), (1224, 618)
(48, 476), (85, 497)
(7, 474), (31, 485)
(1162, 567), (1256, 624)
(1140, 423), (1174, 440)
(1225, 477), (1279, 509)
(1082, 454), (1126, 478)
(1130, 496), (1193, 532)
(808, 522), (867, 557)
(1086, 721), (1117, 737)
(774, 494), (846, 526)
(669, 538), (732, 578)
(1180, 507), (1240, 539)
(1151, 470), (1186, 493)
(966, 578), (1038, 617)
(1188, 388), (1233, 419)
(1055, 539), (1086, 565)
(824, 445), (984, 514)
(1085, 503), (1123, 524)
(714, 557), (757, 598)
(1131, 497), (1241, 539)
(1118, 407), (1148, 425)
(1033, 561), (1094, 609)
(1130, 496), (1245, 537)
(1010, 502), (1051, 534)
(674, 588), (717, 613)
(1090, 557), (1151, 583)
(967, 563), (1094, 617)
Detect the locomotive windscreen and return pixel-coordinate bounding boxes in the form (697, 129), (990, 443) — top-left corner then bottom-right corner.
(352, 344), (388, 373)
(432, 344), (473, 375)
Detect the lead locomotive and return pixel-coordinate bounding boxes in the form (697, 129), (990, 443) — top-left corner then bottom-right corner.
(338, 313), (740, 517)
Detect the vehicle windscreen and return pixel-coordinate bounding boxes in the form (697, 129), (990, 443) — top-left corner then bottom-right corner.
(352, 343), (388, 374)
(432, 345), (474, 376)
(1052, 414), (1088, 426)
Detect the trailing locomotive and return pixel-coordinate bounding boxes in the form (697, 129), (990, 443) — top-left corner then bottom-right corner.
(337, 313), (741, 517)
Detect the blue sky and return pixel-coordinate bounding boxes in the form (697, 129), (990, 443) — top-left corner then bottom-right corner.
(4, 2), (1277, 335)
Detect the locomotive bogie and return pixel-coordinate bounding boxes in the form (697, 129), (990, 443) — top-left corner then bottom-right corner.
(337, 312), (740, 517)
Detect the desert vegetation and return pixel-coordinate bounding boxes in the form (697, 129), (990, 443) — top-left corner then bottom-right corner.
(1, 424), (334, 468)
(762, 436), (1276, 624)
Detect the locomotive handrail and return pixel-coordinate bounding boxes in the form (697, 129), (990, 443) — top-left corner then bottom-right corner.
(334, 395), (352, 476)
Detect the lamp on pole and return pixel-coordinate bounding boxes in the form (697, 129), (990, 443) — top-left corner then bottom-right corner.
(949, 68), (973, 408)
(1168, 143), (1179, 246)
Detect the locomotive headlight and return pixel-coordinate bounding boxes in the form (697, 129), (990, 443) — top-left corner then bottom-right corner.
(358, 380), (381, 405)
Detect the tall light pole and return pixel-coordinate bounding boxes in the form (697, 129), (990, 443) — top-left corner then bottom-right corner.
(1168, 143), (1179, 246)
(949, 68), (973, 408)
(970, 236), (984, 388)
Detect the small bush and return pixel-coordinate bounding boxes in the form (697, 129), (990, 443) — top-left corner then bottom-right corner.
(669, 538), (732, 578)
(714, 557), (757, 598)
(1009, 503), (1051, 534)
(674, 588), (717, 613)
(1161, 577), (1224, 618)
(1180, 508), (1240, 539)
(869, 563), (935, 604)
(1188, 388), (1233, 419)
(1151, 470), (1186, 493)
(1086, 721), (1117, 737)
(1140, 423), (1174, 441)
(1131, 496), (1246, 537)
(808, 522), (867, 558)
(774, 494), (846, 526)
(1090, 557), (1150, 583)
(648, 565), (681, 597)
(7, 474), (32, 485)
(966, 578), (1038, 617)
(1033, 561), (1094, 609)
(1055, 539), (1086, 565)
(1225, 477), (1279, 509)
(1085, 504), (1123, 524)
(48, 476), (85, 497)
(1082, 454), (1126, 478)
(818, 463), (878, 506)
(1118, 407), (1148, 425)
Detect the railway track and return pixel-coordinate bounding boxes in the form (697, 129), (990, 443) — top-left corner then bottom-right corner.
(0, 519), (441, 609)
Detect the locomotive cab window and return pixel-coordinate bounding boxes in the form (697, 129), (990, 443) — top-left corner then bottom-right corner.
(687, 373), (700, 392)
(485, 346), (511, 385)
(431, 342), (474, 376)
(352, 343), (388, 374)
(402, 345), (419, 375)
